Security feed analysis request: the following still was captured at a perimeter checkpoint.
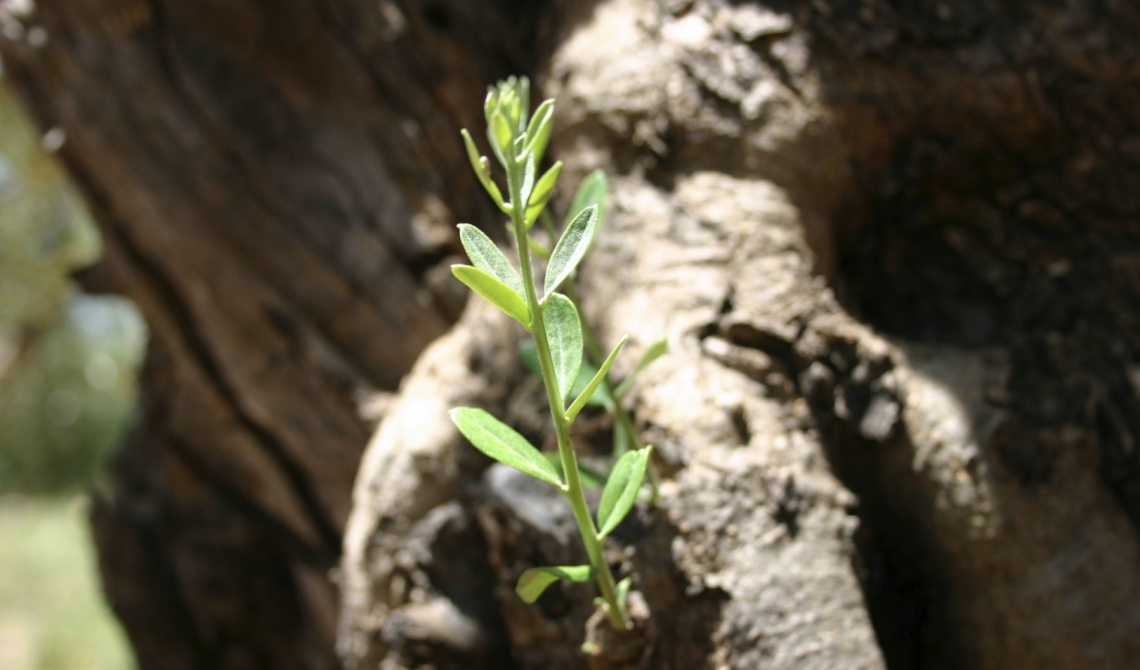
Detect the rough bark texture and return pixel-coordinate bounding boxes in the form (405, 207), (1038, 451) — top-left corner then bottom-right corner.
(341, 1), (1140, 668)
(3, 0), (1140, 669)
(0, 1), (537, 667)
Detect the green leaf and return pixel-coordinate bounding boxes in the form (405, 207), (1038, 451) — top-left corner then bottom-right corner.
(516, 565), (594, 604)
(452, 265), (530, 328)
(525, 162), (563, 229)
(483, 89), (496, 126)
(481, 159), (509, 211)
(508, 94), (522, 133)
(450, 407), (562, 488)
(597, 445), (652, 537)
(520, 340), (610, 412)
(636, 336), (669, 370)
(569, 360), (611, 408)
(492, 112), (513, 154)
(488, 113), (513, 167)
(461, 129), (484, 173)
(543, 453), (608, 490)
(566, 335), (627, 423)
(614, 336), (668, 399)
(616, 576), (632, 614)
(566, 170), (608, 230)
(545, 205), (599, 296)
(523, 99), (555, 166)
(457, 224), (523, 298)
(460, 129), (505, 208)
(519, 152), (537, 211)
(524, 100), (553, 147)
(543, 293), (583, 402)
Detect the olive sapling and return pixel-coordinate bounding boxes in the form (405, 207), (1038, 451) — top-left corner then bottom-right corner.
(449, 76), (650, 631)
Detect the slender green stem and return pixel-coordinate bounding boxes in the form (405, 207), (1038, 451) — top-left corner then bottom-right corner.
(507, 156), (629, 631)
(563, 280), (661, 500)
(547, 205), (661, 498)
(563, 280), (638, 454)
(542, 211), (632, 449)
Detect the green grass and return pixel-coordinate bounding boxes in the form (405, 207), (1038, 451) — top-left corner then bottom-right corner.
(0, 496), (133, 670)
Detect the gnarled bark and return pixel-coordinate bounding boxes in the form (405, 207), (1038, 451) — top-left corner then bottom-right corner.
(342, 1), (1140, 669)
(1, 1), (533, 667)
(3, 0), (1140, 669)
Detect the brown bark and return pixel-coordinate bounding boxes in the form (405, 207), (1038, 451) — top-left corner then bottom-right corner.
(0, 1), (537, 667)
(3, 1), (1140, 669)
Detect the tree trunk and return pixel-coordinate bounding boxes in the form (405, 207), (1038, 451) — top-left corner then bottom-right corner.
(4, 1), (1140, 669)
(0, 1), (536, 667)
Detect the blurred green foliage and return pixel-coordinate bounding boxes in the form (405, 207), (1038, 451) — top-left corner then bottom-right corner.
(0, 80), (145, 494)
(0, 497), (134, 670)
(0, 299), (144, 493)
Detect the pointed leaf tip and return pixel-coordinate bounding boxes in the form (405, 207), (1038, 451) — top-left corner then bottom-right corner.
(461, 129), (505, 207)
(615, 336), (669, 398)
(525, 161), (563, 229)
(566, 170), (608, 230)
(543, 293), (583, 402)
(491, 111), (513, 157)
(457, 224), (524, 298)
(520, 152), (537, 208)
(597, 445), (652, 537)
(566, 335), (627, 423)
(545, 204), (599, 296)
(523, 99), (555, 166)
(615, 577), (634, 628)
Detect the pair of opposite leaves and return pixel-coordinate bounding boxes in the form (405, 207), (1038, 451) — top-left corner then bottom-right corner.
(451, 202), (597, 335)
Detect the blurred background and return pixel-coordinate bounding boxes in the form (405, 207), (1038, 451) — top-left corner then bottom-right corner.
(0, 70), (142, 670)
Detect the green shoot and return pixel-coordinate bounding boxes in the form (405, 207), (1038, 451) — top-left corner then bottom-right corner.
(449, 76), (651, 631)
(535, 171), (669, 480)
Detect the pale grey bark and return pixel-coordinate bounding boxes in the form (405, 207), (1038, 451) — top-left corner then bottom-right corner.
(343, 1), (1140, 668)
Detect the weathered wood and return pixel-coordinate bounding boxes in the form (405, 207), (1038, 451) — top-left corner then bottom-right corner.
(4, 0), (1140, 668)
(0, 1), (538, 667)
(343, 1), (1140, 668)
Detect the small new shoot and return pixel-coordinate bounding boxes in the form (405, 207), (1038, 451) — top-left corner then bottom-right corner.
(448, 77), (650, 631)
